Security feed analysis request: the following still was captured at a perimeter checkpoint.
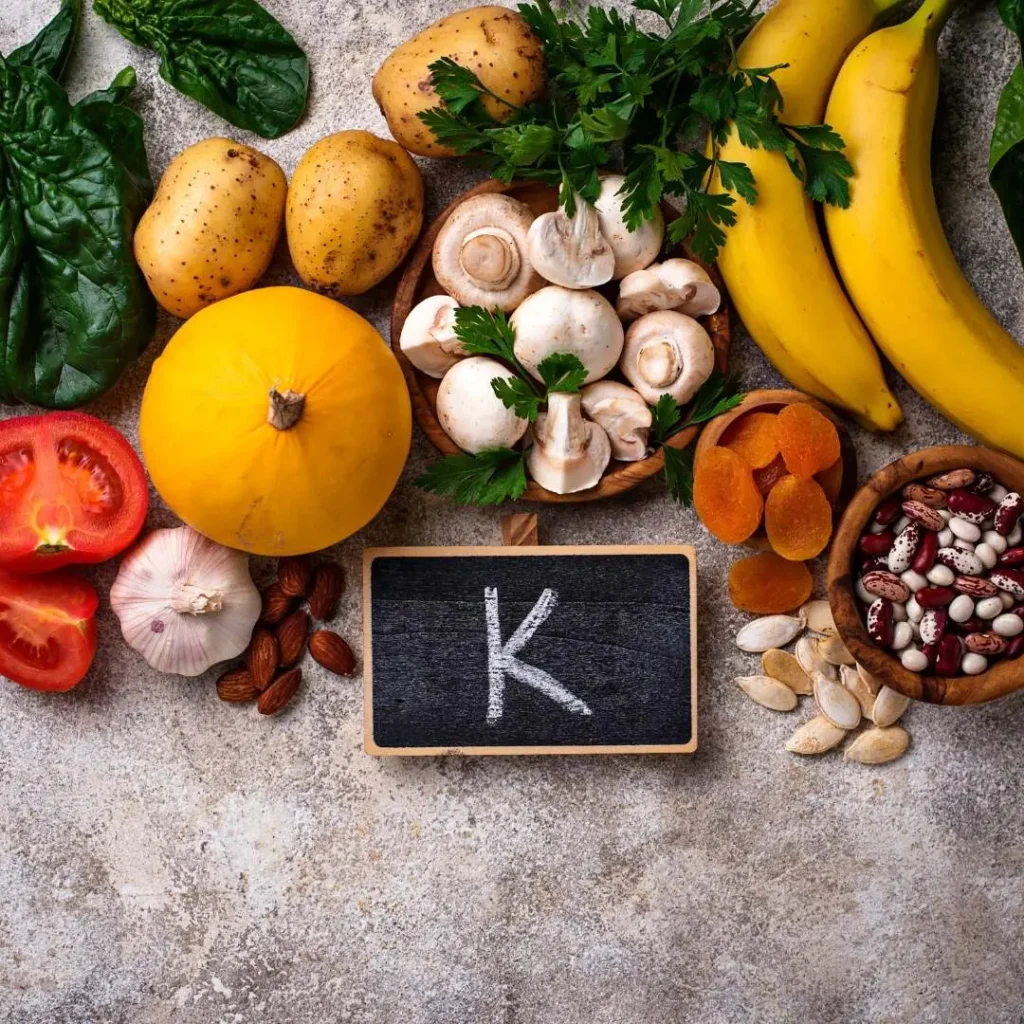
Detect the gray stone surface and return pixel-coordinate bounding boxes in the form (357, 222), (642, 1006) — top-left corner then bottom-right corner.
(1, 1), (1023, 1021)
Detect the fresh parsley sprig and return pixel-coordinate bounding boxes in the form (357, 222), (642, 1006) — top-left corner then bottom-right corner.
(414, 447), (529, 506)
(418, 0), (854, 262)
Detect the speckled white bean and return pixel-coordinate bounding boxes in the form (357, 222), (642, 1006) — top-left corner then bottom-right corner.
(925, 564), (955, 586)
(938, 528), (955, 547)
(901, 647), (928, 672)
(990, 484), (1009, 504)
(900, 569), (928, 593)
(950, 518), (982, 542)
(892, 602), (908, 622)
(982, 530), (1008, 554)
(906, 595), (924, 622)
(1008, 523), (1023, 547)
(1001, 592), (1016, 610)
(961, 652), (988, 675)
(976, 596), (1004, 619)
(855, 578), (873, 604)
(891, 621), (913, 650)
(993, 613), (1024, 638)
(949, 594), (975, 622)
(893, 515), (911, 535)
(975, 542), (998, 569)
(953, 538), (976, 554)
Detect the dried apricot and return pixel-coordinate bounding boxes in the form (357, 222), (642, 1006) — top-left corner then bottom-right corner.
(753, 454), (787, 496)
(764, 474), (833, 560)
(776, 403), (841, 479)
(728, 552), (813, 614)
(720, 411), (780, 470)
(693, 447), (764, 544)
(816, 458), (844, 505)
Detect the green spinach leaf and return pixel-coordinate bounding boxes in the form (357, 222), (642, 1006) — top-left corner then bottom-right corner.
(93, 0), (310, 139)
(0, 57), (155, 408)
(991, 0), (1024, 266)
(8, 0), (81, 83)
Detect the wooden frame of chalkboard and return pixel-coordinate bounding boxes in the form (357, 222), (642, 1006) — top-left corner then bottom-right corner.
(363, 546), (697, 756)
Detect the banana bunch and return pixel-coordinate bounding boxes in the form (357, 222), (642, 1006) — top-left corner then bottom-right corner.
(718, 0), (1024, 460)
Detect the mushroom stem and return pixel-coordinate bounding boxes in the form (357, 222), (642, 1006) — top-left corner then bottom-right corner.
(460, 228), (521, 288)
(170, 583), (225, 615)
(267, 388), (306, 431)
(637, 340), (682, 388)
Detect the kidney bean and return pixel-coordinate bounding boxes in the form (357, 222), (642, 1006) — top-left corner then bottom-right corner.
(953, 575), (998, 598)
(947, 489), (996, 524)
(928, 468), (976, 490)
(902, 501), (945, 531)
(866, 598), (894, 647)
(1006, 635), (1024, 659)
(862, 570), (911, 603)
(964, 632), (1008, 655)
(888, 521), (922, 573)
(859, 531), (894, 557)
(903, 483), (947, 509)
(916, 586), (955, 608)
(919, 609), (949, 646)
(994, 492), (1024, 536)
(874, 496), (902, 526)
(911, 530), (939, 574)
(935, 634), (964, 675)
(999, 547), (1024, 566)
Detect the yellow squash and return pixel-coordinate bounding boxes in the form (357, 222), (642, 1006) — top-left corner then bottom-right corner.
(140, 287), (412, 555)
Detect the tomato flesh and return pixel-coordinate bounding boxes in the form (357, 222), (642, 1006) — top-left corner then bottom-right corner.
(0, 413), (148, 573)
(0, 570), (99, 691)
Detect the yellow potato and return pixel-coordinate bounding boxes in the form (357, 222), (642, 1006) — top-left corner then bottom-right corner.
(372, 5), (546, 157)
(134, 138), (286, 319)
(286, 130), (424, 297)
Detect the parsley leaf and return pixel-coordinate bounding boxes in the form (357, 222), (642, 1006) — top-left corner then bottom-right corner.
(538, 352), (588, 394)
(663, 445), (696, 506)
(415, 448), (529, 506)
(453, 306), (518, 363)
(491, 376), (543, 422)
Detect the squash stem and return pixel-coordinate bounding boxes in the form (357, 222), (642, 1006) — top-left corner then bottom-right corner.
(268, 388), (305, 431)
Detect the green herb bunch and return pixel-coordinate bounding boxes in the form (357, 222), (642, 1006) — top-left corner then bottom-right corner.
(419, 0), (853, 262)
(414, 307), (743, 505)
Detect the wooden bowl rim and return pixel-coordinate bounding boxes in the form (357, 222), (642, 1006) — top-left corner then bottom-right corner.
(694, 388), (858, 548)
(826, 444), (1024, 706)
(391, 177), (732, 504)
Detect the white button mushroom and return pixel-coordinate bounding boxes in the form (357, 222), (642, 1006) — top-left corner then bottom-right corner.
(579, 381), (652, 462)
(435, 356), (529, 454)
(616, 259), (722, 321)
(399, 294), (464, 378)
(619, 310), (716, 406)
(527, 392), (611, 494)
(525, 198), (615, 289)
(511, 286), (624, 384)
(593, 174), (665, 279)
(432, 193), (542, 312)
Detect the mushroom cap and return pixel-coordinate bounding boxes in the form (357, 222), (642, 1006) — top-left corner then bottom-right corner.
(432, 193), (543, 312)
(620, 310), (716, 406)
(527, 392), (611, 494)
(399, 294), (464, 378)
(511, 286), (624, 384)
(435, 356), (529, 454)
(580, 381), (653, 462)
(616, 259), (721, 321)
(525, 201), (615, 289)
(594, 174), (665, 279)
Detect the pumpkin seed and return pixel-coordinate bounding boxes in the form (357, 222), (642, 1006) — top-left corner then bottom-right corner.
(762, 648), (813, 695)
(845, 726), (910, 764)
(736, 675), (799, 712)
(813, 674), (862, 730)
(796, 635), (837, 681)
(736, 615), (804, 653)
(800, 599), (837, 637)
(818, 634), (855, 666)
(872, 686), (911, 728)
(856, 662), (882, 696)
(785, 715), (847, 755)
(839, 665), (874, 720)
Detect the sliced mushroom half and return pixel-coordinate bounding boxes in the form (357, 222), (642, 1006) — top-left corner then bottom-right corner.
(432, 193), (542, 312)
(580, 381), (653, 462)
(399, 294), (464, 378)
(512, 286), (624, 385)
(527, 392), (611, 494)
(525, 198), (615, 289)
(616, 259), (722, 321)
(620, 310), (716, 406)
(594, 174), (665, 279)
(435, 356), (529, 454)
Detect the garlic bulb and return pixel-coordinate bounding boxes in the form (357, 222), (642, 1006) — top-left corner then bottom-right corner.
(110, 526), (261, 677)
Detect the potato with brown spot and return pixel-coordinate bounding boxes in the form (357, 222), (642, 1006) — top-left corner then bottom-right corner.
(286, 130), (424, 296)
(134, 138), (286, 319)
(372, 6), (546, 157)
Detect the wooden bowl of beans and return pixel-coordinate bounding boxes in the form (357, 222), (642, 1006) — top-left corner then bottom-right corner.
(826, 445), (1024, 705)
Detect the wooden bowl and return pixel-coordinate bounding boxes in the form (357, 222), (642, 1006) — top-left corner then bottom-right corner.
(391, 178), (731, 503)
(694, 389), (858, 549)
(826, 445), (1024, 706)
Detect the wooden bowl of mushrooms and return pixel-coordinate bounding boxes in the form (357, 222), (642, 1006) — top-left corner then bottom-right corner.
(392, 177), (731, 502)
(827, 445), (1024, 705)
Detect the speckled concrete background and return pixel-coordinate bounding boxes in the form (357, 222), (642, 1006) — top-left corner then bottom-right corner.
(1, 1), (1023, 1022)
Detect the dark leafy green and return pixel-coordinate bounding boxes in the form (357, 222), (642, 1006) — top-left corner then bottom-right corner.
(93, 0), (310, 139)
(0, 7), (155, 408)
(992, 1), (1024, 267)
(9, 0), (81, 82)
(415, 447), (530, 506)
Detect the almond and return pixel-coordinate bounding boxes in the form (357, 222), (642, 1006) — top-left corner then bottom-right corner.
(259, 583), (294, 625)
(216, 668), (260, 703)
(277, 556), (313, 598)
(247, 628), (279, 690)
(276, 608), (310, 667)
(309, 630), (356, 676)
(258, 667), (302, 715)
(308, 562), (344, 621)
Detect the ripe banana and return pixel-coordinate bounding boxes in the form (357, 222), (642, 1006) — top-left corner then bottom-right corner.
(825, 0), (1024, 460)
(713, 0), (903, 432)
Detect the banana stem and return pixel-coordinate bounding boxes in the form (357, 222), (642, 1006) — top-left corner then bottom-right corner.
(910, 0), (963, 35)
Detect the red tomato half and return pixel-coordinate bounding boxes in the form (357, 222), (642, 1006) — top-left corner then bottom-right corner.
(0, 570), (99, 691)
(0, 412), (148, 573)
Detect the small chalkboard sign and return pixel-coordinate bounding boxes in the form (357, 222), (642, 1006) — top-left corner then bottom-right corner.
(363, 545), (696, 756)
